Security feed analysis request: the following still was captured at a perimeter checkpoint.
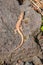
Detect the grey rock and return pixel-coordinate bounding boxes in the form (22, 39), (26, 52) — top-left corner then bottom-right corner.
(0, 0), (42, 65)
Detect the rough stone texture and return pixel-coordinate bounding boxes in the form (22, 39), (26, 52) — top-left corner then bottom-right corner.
(0, 0), (20, 61)
(0, 0), (42, 65)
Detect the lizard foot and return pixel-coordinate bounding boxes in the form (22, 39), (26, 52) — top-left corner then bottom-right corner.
(14, 29), (17, 34)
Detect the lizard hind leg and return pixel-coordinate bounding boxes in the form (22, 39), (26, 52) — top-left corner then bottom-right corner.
(14, 29), (17, 34)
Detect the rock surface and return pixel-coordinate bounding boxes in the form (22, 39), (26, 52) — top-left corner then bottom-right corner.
(0, 0), (42, 65)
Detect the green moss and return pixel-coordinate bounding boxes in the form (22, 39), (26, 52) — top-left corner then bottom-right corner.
(40, 26), (43, 32)
(40, 16), (43, 32)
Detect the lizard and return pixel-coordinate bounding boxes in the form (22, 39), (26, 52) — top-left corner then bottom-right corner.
(13, 11), (24, 51)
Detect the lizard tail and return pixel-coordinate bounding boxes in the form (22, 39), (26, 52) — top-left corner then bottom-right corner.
(14, 29), (24, 51)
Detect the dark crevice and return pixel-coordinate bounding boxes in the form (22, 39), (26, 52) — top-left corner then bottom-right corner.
(3, 61), (10, 65)
(38, 57), (43, 64)
(42, 32), (43, 35)
(29, 61), (35, 65)
(31, 62), (35, 65)
(17, 0), (23, 5)
(23, 62), (26, 65)
(41, 9), (43, 11)
(34, 31), (42, 52)
(34, 36), (42, 52)
(40, 59), (43, 64)
(4, 61), (7, 65)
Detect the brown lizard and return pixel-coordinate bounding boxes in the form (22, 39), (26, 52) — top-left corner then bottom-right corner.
(14, 11), (24, 51)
